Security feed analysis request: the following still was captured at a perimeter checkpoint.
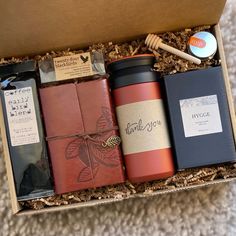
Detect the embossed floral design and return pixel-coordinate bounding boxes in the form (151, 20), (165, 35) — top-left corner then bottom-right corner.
(65, 106), (120, 183)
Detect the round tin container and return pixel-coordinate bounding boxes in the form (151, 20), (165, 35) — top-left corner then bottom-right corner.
(188, 31), (217, 60)
(108, 54), (175, 183)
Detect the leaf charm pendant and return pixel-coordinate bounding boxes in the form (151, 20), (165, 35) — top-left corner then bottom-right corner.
(102, 135), (121, 149)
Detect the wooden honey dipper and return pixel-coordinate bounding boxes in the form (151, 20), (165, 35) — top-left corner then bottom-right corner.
(145, 34), (201, 65)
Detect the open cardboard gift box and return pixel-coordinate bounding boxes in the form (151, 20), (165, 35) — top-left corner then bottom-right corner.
(0, 0), (236, 215)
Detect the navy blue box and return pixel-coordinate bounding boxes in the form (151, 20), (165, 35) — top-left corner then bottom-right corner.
(164, 66), (236, 170)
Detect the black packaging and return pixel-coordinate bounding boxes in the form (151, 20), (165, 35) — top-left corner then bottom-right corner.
(0, 61), (54, 200)
(164, 66), (236, 170)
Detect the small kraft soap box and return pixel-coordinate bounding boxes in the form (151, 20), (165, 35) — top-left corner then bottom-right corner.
(164, 66), (236, 170)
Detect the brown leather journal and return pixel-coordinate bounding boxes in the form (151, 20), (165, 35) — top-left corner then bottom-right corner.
(39, 78), (125, 194)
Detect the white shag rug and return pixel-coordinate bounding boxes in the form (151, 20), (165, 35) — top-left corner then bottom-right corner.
(0, 1), (236, 235)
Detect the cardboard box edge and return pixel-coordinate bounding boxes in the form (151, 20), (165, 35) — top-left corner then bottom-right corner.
(214, 24), (236, 142)
(17, 177), (236, 216)
(0, 98), (21, 214)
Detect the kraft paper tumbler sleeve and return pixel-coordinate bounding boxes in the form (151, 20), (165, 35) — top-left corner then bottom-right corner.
(108, 54), (175, 183)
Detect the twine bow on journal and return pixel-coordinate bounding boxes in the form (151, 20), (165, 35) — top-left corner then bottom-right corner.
(46, 107), (122, 185)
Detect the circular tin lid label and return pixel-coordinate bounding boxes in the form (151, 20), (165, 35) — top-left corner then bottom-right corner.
(189, 37), (206, 48)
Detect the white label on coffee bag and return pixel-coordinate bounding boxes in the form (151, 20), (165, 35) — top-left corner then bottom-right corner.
(4, 87), (40, 146)
(116, 99), (171, 155)
(53, 53), (93, 81)
(180, 95), (223, 138)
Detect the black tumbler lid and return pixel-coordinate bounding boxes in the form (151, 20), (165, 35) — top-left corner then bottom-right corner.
(108, 54), (160, 89)
(108, 54), (155, 72)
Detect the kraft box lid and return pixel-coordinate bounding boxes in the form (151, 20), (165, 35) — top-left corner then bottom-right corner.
(0, 0), (227, 58)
